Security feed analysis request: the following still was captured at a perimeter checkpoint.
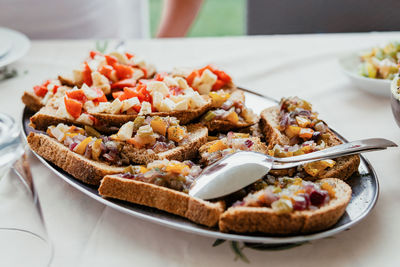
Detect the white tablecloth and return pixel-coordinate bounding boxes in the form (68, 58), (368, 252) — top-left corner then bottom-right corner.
(2, 32), (400, 266)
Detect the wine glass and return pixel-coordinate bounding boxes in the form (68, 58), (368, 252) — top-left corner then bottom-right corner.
(0, 113), (52, 266)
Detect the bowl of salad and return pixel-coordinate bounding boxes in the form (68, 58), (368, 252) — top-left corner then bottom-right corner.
(339, 42), (400, 97)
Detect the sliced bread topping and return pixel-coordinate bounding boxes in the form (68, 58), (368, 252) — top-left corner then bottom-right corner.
(233, 176), (335, 214)
(119, 159), (202, 193)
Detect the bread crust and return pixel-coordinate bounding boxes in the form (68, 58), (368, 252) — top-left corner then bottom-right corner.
(21, 91), (44, 112)
(260, 106), (360, 180)
(27, 132), (125, 185)
(29, 97), (213, 133)
(219, 178), (351, 234)
(99, 175), (225, 227)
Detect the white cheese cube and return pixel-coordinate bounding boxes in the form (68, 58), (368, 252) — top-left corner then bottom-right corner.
(90, 102), (111, 113)
(83, 100), (95, 111)
(146, 81), (169, 96)
(174, 98), (189, 111)
(121, 97), (140, 112)
(82, 85), (99, 100)
(175, 77), (189, 89)
(139, 101), (152, 115)
(76, 113), (94, 125)
(159, 98), (176, 112)
(55, 101), (74, 120)
(41, 91), (54, 105)
(73, 68), (84, 84)
(163, 76), (179, 87)
(109, 51), (129, 65)
(91, 71), (111, 95)
(107, 98), (123, 114)
(131, 69), (145, 80)
(190, 92), (206, 108)
(117, 121), (134, 141)
(192, 69), (217, 95)
(152, 91), (164, 110)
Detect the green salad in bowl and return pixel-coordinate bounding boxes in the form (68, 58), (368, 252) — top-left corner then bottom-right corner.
(359, 42), (400, 80)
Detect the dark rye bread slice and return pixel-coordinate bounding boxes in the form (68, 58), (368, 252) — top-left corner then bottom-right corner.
(260, 106), (360, 180)
(27, 132), (124, 185)
(30, 96), (213, 134)
(121, 124), (208, 164)
(219, 178), (351, 234)
(21, 91), (44, 112)
(99, 175), (225, 227)
(199, 137), (268, 166)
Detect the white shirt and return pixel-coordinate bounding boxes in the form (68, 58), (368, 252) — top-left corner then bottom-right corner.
(0, 0), (149, 39)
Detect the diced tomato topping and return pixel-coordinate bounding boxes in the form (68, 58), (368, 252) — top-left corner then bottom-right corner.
(186, 70), (199, 86)
(123, 87), (139, 99)
(136, 84), (152, 103)
(83, 62), (93, 86)
(33, 85), (48, 97)
(212, 80), (225, 90)
(125, 52), (134, 60)
(52, 85), (59, 94)
(64, 97), (83, 119)
(214, 70), (231, 83)
(111, 78), (137, 90)
(98, 65), (114, 80)
(112, 91), (127, 101)
(132, 105), (141, 113)
(93, 88), (107, 102)
(115, 64), (134, 80)
(105, 55), (118, 67)
(66, 89), (87, 103)
(90, 51), (101, 59)
(155, 72), (167, 81)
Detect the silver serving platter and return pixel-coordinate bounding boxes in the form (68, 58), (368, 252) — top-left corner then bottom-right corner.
(22, 90), (379, 244)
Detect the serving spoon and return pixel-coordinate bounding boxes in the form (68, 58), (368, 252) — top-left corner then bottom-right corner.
(189, 138), (397, 200)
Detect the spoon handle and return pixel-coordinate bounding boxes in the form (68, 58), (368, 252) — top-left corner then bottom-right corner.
(271, 138), (396, 168)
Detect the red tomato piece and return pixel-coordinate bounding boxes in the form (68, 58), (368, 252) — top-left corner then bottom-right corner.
(52, 85), (59, 94)
(105, 55), (118, 67)
(66, 89), (87, 103)
(98, 65), (114, 80)
(64, 97), (83, 119)
(33, 85), (48, 97)
(83, 62), (93, 87)
(90, 51), (101, 59)
(93, 88), (107, 102)
(132, 104), (141, 113)
(212, 80), (225, 91)
(125, 52), (134, 60)
(215, 70), (232, 83)
(123, 87), (138, 99)
(112, 91), (127, 101)
(111, 78), (137, 90)
(186, 70), (199, 86)
(154, 72), (167, 81)
(115, 64), (134, 80)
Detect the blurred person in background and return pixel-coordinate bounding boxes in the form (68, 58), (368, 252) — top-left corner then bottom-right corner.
(0, 0), (203, 39)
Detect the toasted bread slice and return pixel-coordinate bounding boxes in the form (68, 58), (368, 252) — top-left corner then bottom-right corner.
(30, 97), (213, 133)
(199, 136), (268, 166)
(99, 175), (225, 227)
(27, 132), (124, 185)
(219, 178), (351, 234)
(260, 106), (360, 180)
(121, 124), (208, 164)
(21, 91), (44, 112)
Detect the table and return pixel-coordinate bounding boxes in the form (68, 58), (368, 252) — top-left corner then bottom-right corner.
(1, 32), (400, 266)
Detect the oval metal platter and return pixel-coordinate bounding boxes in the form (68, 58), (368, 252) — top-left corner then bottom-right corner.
(22, 89), (379, 245)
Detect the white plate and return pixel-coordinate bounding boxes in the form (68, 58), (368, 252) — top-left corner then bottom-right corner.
(0, 27), (30, 68)
(338, 52), (391, 98)
(0, 38), (12, 58)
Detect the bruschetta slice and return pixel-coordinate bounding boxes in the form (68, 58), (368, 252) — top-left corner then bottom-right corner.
(219, 176), (351, 234)
(99, 159), (225, 227)
(260, 97), (360, 180)
(27, 117), (208, 185)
